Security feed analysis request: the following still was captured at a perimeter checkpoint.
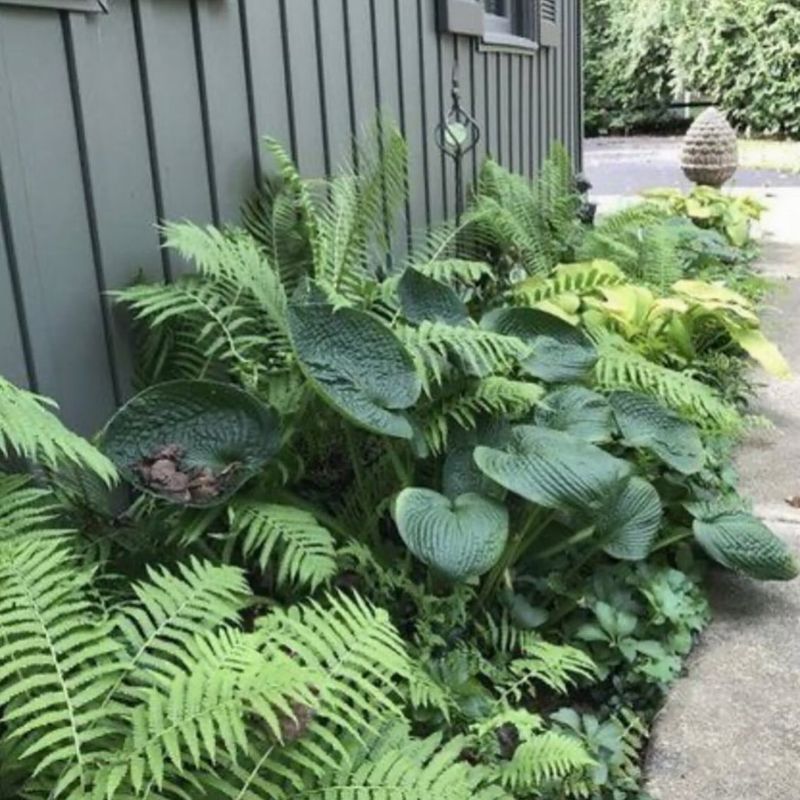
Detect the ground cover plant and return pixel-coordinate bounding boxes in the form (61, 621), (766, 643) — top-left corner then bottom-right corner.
(0, 126), (795, 800)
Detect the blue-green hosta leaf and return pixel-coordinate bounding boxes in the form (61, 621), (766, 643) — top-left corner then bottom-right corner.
(398, 267), (469, 325)
(442, 445), (504, 500)
(610, 391), (705, 475)
(481, 307), (597, 382)
(289, 304), (422, 438)
(535, 387), (614, 443)
(596, 477), (662, 561)
(394, 488), (509, 581)
(442, 419), (511, 499)
(474, 426), (630, 511)
(694, 513), (799, 580)
(101, 380), (280, 507)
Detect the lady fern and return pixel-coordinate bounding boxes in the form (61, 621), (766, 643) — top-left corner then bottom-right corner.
(0, 376), (116, 485)
(227, 501), (338, 590)
(592, 331), (741, 430)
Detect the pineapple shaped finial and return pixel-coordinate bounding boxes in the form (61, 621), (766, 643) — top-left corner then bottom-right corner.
(681, 107), (738, 187)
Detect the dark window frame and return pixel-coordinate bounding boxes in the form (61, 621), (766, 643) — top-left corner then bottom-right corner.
(438, 0), (560, 53)
(0, 0), (108, 11)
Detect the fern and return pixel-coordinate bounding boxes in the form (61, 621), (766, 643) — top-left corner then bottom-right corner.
(578, 204), (685, 291)
(227, 501), (337, 590)
(0, 376), (117, 485)
(0, 534), (125, 798)
(592, 331), (741, 430)
(469, 148), (582, 275)
(104, 632), (318, 795)
(500, 731), (595, 792)
(0, 474), (63, 542)
(112, 559), (250, 694)
(512, 260), (627, 308)
(421, 377), (544, 455)
(115, 225), (293, 388)
(502, 644), (598, 699)
(397, 322), (531, 393)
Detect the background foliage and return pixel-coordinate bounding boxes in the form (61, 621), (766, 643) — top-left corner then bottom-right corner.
(584, 0), (800, 139)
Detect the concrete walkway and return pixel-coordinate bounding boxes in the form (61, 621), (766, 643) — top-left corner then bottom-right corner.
(585, 137), (800, 196)
(644, 189), (800, 799)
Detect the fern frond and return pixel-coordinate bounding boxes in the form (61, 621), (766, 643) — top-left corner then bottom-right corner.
(161, 222), (291, 334)
(105, 632), (317, 795)
(397, 322), (531, 393)
(263, 137), (320, 267)
(0, 376), (117, 485)
(0, 474), (63, 542)
(113, 559), (250, 693)
(306, 729), (511, 800)
(592, 331), (741, 430)
(502, 643), (598, 699)
(500, 731), (595, 792)
(312, 120), (408, 305)
(513, 260), (627, 307)
(0, 535), (125, 797)
(242, 173), (315, 292)
(228, 502), (338, 591)
(421, 377), (544, 455)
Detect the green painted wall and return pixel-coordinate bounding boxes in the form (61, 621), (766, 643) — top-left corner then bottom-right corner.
(0, 0), (582, 433)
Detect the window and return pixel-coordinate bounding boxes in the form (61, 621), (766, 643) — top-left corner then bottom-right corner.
(438, 0), (560, 51)
(0, 0), (108, 11)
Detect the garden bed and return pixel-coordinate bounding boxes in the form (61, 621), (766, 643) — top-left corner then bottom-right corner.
(0, 126), (795, 800)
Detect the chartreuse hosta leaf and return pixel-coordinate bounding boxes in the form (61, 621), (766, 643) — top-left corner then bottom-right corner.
(535, 387), (614, 443)
(474, 426), (662, 561)
(693, 512), (799, 581)
(101, 380), (280, 507)
(610, 391), (705, 475)
(481, 307), (597, 383)
(728, 327), (791, 379)
(394, 488), (509, 581)
(398, 266), (469, 326)
(289, 304), (422, 438)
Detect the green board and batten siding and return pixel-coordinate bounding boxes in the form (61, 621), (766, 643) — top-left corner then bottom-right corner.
(0, 0), (583, 434)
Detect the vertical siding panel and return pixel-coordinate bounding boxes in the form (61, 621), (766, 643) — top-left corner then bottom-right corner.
(316, 0), (352, 171)
(549, 47), (557, 151)
(468, 40), (485, 184)
(438, 34), (456, 219)
(520, 56), (531, 178)
(344, 0), (377, 141)
(397, 0), (427, 236)
(0, 0), (584, 422)
(195, 1), (254, 221)
(243, 0), (291, 169)
(67, 4), (163, 401)
(0, 204), (29, 388)
(454, 36), (477, 194)
(417, 0), (444, 225)
(283, 1), (326, 178)
(485, 53), (499, 161)
(136, 0), (213, 246)
(0, 9), (115, 432)
(372, 0), (407, 255)
(508, 55), (518, 173)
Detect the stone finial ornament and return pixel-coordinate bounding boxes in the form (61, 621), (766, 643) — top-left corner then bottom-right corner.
(681, 107), (738, 187)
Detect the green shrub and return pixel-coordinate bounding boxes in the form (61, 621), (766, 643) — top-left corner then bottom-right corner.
(674, 0), (800, 139)
(584, 0), (800, 139)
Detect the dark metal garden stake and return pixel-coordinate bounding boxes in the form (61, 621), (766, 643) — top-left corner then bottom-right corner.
(434, 63), (481, 226)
